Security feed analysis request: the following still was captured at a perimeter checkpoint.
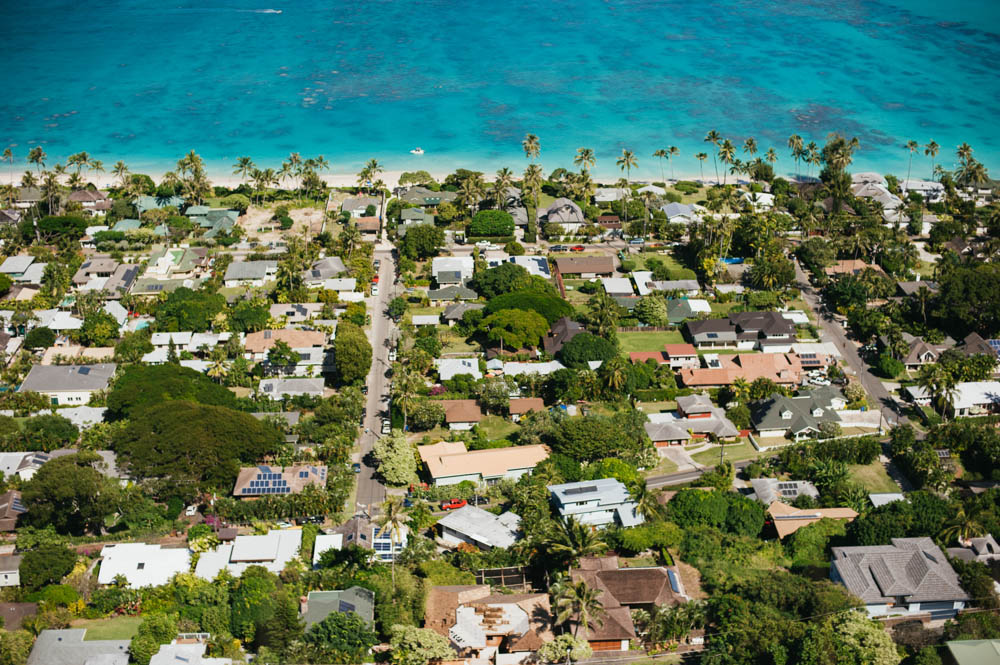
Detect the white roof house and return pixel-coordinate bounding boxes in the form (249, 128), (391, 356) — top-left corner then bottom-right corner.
(632, 271), (654, 296)
(548, 478), (644, 528)
(97, 543), (191, 589)
(436, 505), (521, 550)
(412, 315), (440, 327)
(149, 641), (232, 665)
(951, 381), (1000, 418)
(195, 529), (302, 579)
(0, 256), (34, 276)
(432, 256), (475, 283)
(312, 533), (344, 566)
(594, 187), (629, 202)
(258, 377), (325, 399)
(510, 255), (551, 278)
(435, 357), (482, 381)
(601, 277), (634, 297)
(502, 360), (566, 377)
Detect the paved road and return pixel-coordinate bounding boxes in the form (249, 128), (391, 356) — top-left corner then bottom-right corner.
(793, 259), (904, 429)
(355, 239), (399, 517)
(646, 459), (758, 489)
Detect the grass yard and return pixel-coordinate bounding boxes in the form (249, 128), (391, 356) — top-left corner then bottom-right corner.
(618, 330), (685, 352)
(637, 401), (678, 414)
(75, 616), (143, 641)
(709, 301), (739, 316)
(646, 454), (680, 476)
(848, 461), (900, 494)
(691, 440), (763, 466)
(477, 415), (520, 441)
(633, 252), (698, 280)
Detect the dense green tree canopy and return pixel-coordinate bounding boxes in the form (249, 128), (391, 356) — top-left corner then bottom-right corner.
(557, 332), (618, 368)
(22, 414), (79, 451)
(483, 290), (571, 324)
(112, 401), (282, 497)
(18, 544), (77, 591)
(105, 363), (237, 420)
(334, 321), (372, 384)
(153, 287), (226, 332)
(21, 452), (117, 535)
(400, 224), (445, 259)
(469, 209), (514, 236)
(473, 263), (534, 299)
(479, 308), (549, 349)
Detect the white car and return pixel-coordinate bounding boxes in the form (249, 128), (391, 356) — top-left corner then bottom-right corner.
(371, 285), (379, 296)
(811, 378), (832, 386)
(389, 350), (397, 362)
(381, 419), (391, 434)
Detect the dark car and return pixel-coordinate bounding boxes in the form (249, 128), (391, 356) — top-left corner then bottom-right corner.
(352, 463), (362, 473)
(550, 244), (569, 252)
(361, 385), (369, 394)
(470, 496), (489, 505)
(374, 259), (381, 269)
(403, 497), (413, 508)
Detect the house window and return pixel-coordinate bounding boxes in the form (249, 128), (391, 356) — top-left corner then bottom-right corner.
(706, 333), (718, 339)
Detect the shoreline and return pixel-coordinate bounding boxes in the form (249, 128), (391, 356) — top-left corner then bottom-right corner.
(0, 165), (839, 192)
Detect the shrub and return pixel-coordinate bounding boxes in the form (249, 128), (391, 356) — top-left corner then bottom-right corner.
(469, 210), (514, 236)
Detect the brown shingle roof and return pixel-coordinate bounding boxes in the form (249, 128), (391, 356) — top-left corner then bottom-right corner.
(509, 398), (544, 416)
(439, 399), (483, 423)
(555, 256), (615, 275)
(244, 329), (326, 354)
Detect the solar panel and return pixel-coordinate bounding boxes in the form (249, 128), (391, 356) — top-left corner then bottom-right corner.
(78, 367), (90, 375)
(564, 485), (599, 496)
(339, 600), (356, 613)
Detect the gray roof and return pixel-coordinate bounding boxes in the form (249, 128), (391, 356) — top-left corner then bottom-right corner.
(18, 364), (117, 393)
(651, 279), (701, 292)
(660, 202), (694, 219)
(27, 629), (130, 665)
(224, 260), (277, 281)
(302, 256), (347, 281)
(542, 197), (584, 224)
(676, 393), (714, 414)
(443, 302), (484, 321)
(0, 255), (34, 274)
(303, 586), (376, 629)
(832, 538), (969, 605)
(750, 478), (819, 504)
(258, 377), (325, 398)
(342, 196), (379, 212)
(428, 285), (477, 301)
(751, 392), (842, 435)
(436, 505), (521, 549)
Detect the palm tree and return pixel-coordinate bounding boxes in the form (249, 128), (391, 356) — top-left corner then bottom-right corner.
(493, 167), (514, 209)
(600, 356), (628, 395)
(939, 506), (985, 545)
(555, 581), (605, 638)
(718, 140), (735, 185)
(2, 148), (12, 188)
(924, 141), (940, 180)
(918, 364), (958, 420)
(89, 159), (104, 184)
(522, 163), (543, 211)
(27, 146), (46, 174)
(112, 160), (129, 188)
(522, 134), (540, 161)
(652, 149), (667, 184)
(339, 223), (362, 259)
(390, 367), (421, 430)
(207, 359), (229, 384)
(20, 171), (37, 190)
(743, 137), (758, 160)
(704, 130), (722, 183)
(616, 149), (637, 189)
(788, 134), (804, 178)
(374, 496), (408, 587)
(41, 171), (60, 215)
(458, 174), (487, 215)
(957, 142), (973, 166)
(805, 141), (819, 178)
(233, 156), (255, 185)
(905, 140), (919, 184)
(765, 147), (778, 171)
(631, 483), (664, 521)
(640, 190), (656, 238)
(695, 152), (708, 181)
(365, 158), (383, 193)
(548, 516), (607, 566)
(574, 147), (595, 172)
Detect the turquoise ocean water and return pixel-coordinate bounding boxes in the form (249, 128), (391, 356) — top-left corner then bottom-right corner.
(2, 0), (999, 181)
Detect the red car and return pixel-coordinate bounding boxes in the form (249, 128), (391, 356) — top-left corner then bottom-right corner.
(440, 499), (467, 511)
(371, 275), (380, 283)
(570, 245), (585, 252)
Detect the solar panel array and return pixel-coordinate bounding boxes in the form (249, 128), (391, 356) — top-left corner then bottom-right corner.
(564, 485), (599, 496)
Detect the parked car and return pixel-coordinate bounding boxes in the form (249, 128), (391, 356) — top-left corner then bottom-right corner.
(470, 496), (489, 505)
(550, 245), (568, 252)
(374, 259), (381, 268)
(351, 463), (362, 473)
(570, 245), (585, 252)
(361, 385), (369, 395)
(185, 505), (198, 517)
(403, 497), (413, 508)
(628, 238), (645, 245)
(441, 499), (468, 511)
(381, 419), (391, 434)
(301, 515), (324, 524)
(371, 285), (379, 296)
(389, 350), (397, 362)
(372, 275), (379, 283)
(475, 240), (491, 248)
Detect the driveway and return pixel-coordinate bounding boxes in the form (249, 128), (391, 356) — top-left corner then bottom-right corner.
(793, 259), (905, 428)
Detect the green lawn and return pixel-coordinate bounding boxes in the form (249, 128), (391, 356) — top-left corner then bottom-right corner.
(645, 454), (680, 476)
(632, 251), (698, 280)
(691, 440), (763, 466)
(637, 401), (678, 414)
(618, 330), (685, 352)
(75, 616), (143, 641)
(709, 301), (739, 315)
(848, 462), (900, 493)
(478, 415), (520, 441)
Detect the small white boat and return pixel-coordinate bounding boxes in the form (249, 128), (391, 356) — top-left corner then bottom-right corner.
(410, 147), (424, 155)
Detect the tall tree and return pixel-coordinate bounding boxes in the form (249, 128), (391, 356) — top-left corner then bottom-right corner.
(522, 134), (540, 161)
(695, 152), (708, 181)
(718, 139), (735, 185)
(574, 147), (595, 172)
(653, 148), (667, 183)
(905, 139), (919, 184)
(27, 146), (46, 174)
(374, 495), (408, 586)
(924, 140), (939, 180)
(788, 134), (804, 178)
(704, 130), (722, 183)
(233, 156), (255, 186)
(555, 581), (605, 638)
(548, 515), (607, 566)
